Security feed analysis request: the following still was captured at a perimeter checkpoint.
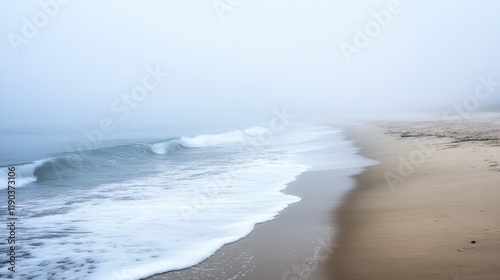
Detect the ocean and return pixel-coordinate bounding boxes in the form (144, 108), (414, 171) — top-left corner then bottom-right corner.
(0, 123), (375, 280)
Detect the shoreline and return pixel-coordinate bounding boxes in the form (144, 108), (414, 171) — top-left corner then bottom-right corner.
(145, 117), (500, 279)
(144, 125), (373, 280)
(145, 167), (358, 280)
(330, 119), (500, 279)
(143, 126), (374, 280)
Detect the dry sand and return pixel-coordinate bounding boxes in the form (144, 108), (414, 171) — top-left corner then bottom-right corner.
(331, 118), (500, 280)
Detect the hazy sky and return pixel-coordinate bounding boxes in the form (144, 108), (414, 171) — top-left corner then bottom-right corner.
(1, 0), (500, 130)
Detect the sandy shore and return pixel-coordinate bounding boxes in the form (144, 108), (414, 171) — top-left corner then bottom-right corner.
(331, 117), (500, 280)
(145, 167), (358, 280)
(145, 116), (500, 280)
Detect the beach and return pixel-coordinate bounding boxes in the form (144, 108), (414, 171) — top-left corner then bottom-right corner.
(331, 117), (500, 279)
(4, 2), (500, 279)
(146, 167), (358, 280)
(145, 116), (500, 280)
(139, 125), (376, 280)
(3, 124), (375, 279)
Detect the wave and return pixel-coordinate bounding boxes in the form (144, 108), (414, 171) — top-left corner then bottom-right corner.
(1, 127), (270, 187)
(149, 139), (184, 155)
(150, 127), (269, 154)
(0, 159), (52, 188)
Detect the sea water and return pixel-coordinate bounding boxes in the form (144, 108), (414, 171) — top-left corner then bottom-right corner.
(0, 123), (375, 279)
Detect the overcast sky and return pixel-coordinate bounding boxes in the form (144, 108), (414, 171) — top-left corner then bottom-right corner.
(1, 0), (500, 130)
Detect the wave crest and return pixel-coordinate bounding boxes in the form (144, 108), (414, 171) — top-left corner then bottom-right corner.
(2, 127), (271, 187)
(0, 159), (52, 188)
(149, 140), (184, 155)
(180, 127), (269, 148)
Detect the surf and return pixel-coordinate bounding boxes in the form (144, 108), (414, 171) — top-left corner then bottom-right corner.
(0, 127), (271, 188)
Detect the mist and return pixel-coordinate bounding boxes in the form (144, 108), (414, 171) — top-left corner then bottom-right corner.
(1, 0), (500, 132)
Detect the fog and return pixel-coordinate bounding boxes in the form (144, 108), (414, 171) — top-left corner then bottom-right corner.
(1, 0), (500, 131)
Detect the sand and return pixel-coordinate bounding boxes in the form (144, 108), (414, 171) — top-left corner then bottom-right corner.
(331, 118), (500, 280)
(145, 167), (358, 280)
(146, 116), (500, 280)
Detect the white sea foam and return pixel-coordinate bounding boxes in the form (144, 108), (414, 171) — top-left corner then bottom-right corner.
(18, 159), (305, 279)
(4, 124), (376, 279)
(180, 127), (269, 148)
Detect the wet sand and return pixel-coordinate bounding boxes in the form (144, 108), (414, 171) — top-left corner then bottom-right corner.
(146, 167), (359, 280)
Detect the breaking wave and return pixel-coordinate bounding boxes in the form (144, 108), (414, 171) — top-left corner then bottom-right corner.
(1, 127), (270, 187)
